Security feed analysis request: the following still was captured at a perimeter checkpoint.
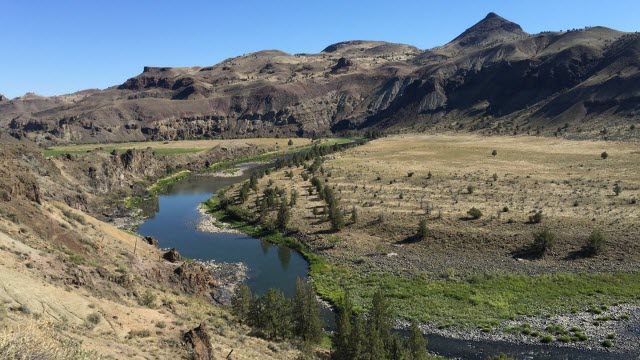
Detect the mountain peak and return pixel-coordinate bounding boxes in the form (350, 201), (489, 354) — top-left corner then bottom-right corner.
(447, 12), (527, 49)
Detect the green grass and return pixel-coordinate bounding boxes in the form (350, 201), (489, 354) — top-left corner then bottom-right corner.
(147, 170), (191, 195)
(203, 137), (355, 173)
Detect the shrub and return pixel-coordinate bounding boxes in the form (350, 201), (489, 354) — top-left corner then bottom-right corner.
(467, 185), (475, 194)
(128, 329), (151, 338)
(417, 219), (429, 240)
(502, 206), (509, 213)
(584, 230), (605, 256)
(467, 207), (482, 219)
(531, 228), (556, 256)
(86, 312), (101, 325)
(557, 335), (571, 343)
(602, 339), (613, 348)
(528, 210), (543, 224)
(613, 183), (622, 196)
(288, 139), (294, 146)
(138, 290), (157, 308)
(540, 335), (553, 343)
(491, 150), (497, 157)
(227, 205), (254, 222)
(601, 151), (608, 160)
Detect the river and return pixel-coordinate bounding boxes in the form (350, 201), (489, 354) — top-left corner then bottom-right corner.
(135, 164), (632, 360)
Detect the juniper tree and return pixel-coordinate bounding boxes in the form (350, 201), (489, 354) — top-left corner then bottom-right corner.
(369, 290), (393, 359)
(531, 228), (556, 256)
(231, 283), (252, 324)
(332, 292), (353, 360)
(407, 320), (428, 360)
(613, 183), (622, 196)
(277, 197), (291, 230)
(349, 313), (367, 360)
(417, 218), (428, 240)
(261, 288), (292, 340)
(292, 278), (323, 344)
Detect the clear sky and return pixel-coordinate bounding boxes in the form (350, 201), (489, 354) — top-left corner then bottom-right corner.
(1, 0), (639, 99)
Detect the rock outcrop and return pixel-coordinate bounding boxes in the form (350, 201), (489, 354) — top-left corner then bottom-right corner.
(173, 262), (217, 296)
(163, 248), (181, 262)
(183, 323), (215, 360)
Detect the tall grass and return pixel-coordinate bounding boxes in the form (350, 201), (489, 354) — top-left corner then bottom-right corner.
(0, 318), (100, 359)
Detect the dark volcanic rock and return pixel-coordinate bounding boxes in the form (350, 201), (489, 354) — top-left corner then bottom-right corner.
(331, 57), (354, 73)
(183, 323), (214, 360)
(144, 236), (158, 247)
(163, 248), (181, 262)
(173, 262), (216, 295)
(3, 13), (639, 143)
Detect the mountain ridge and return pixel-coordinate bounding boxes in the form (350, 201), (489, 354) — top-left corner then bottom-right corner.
(2, 13), (639, 144)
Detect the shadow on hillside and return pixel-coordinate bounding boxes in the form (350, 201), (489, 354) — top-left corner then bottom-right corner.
(511, 245), (545, 260)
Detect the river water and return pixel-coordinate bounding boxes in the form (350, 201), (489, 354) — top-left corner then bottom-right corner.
(135, 165), (633, 360)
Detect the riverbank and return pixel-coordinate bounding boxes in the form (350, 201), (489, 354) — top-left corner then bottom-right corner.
(201, 133), (640, 357)
(203, 195), (640, 357)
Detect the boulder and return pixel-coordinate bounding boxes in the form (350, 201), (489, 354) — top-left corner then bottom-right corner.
(183, 322), (214, 360)
(163, 248), (181, 262)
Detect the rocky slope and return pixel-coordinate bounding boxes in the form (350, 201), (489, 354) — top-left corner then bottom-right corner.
(2, 13), (640, 144)
(0, 137), (300, 359)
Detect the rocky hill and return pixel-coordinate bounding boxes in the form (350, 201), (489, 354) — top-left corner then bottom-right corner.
(2, 13), (639, 143)
(0, 135), (301, 359)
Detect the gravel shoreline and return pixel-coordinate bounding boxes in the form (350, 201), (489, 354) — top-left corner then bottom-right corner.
(392, 303), (640, 355)
(197, 205), (241, 234)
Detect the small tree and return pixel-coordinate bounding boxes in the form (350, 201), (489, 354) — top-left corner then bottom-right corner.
(491, 149), (497, 157)
(613, 183), (622, 196)
(231, 283), (252, 324)
(407, 320), (428, 360)
(584, 230), (605, 257)
(467, 207), (482, 219)
(417, 219), (429, 240)
(531, 228), (556, 256)
(350, 206), (358, 224)
(277, 199), (290, 230)
(601, 151), (608, 160)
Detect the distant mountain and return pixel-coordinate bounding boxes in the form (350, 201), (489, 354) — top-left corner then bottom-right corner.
(2, 13), (639, 144)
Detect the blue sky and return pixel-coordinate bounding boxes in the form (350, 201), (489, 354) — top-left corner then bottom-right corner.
(1, 0), (639, 99)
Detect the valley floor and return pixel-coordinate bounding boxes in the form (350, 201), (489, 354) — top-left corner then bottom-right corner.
(216, 133), (640, 354)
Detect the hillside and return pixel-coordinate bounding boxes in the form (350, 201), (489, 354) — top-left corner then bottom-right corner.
(0, 136), (306, 359)
(2, 13), (639, 144)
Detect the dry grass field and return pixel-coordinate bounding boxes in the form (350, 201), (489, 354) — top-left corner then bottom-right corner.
(264, 134), (640, 274)
(43, 137), (315, 157)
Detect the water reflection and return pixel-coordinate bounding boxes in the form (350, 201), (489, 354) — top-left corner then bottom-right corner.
(136, 168), (310, 298)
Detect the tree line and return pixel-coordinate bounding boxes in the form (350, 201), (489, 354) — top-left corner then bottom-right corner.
(231, 282), (430, 359)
